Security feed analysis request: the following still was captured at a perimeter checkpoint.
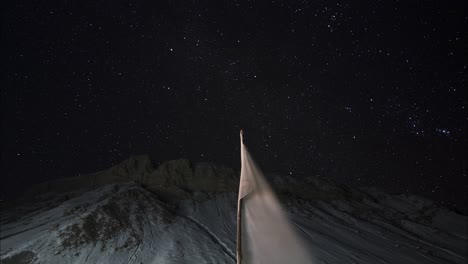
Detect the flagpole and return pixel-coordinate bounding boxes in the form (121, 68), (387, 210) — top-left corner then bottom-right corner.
(237, 198), (243, 264)
(237, 129), (244, 264)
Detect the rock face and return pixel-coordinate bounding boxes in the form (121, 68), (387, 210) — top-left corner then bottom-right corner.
(23, 155), (239, 202)
(144, 159), (239, 201)
(1, 156), (467, 264)
(21, 155), (353, 203)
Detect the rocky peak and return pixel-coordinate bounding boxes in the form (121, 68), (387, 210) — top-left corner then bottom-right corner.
(22, 156), (239, 202)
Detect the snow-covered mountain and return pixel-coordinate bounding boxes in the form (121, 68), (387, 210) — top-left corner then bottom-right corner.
(1, 156), (466, 264)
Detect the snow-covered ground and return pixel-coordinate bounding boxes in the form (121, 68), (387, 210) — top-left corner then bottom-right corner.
(180, 190), (467, 264)
(1, 182), (466, 264)
(1, 157), (466, 264)
(1, 184), (236, 264)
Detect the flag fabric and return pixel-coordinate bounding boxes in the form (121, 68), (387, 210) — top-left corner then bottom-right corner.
(237, 130), (313, 264)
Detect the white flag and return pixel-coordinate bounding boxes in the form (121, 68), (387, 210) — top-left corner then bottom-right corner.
(237, 130), (313, 264)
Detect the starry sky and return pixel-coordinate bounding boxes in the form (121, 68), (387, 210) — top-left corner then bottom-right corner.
(2, 1), (467, 211)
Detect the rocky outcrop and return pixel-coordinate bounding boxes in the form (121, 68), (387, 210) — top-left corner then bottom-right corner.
(144, 159), (239, 201)
(21, 154), (368, 205)
(23, 155), (239, 202)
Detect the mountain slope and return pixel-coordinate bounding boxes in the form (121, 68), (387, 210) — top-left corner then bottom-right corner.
(1, 156), (466, 264)
(1, 184), (236, 264)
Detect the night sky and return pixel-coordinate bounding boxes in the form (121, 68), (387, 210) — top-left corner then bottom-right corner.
(2, 1), (467, 211)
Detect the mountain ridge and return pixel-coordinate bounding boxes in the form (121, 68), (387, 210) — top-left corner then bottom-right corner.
(1, 155), (466, 264)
